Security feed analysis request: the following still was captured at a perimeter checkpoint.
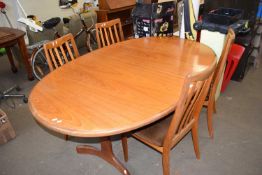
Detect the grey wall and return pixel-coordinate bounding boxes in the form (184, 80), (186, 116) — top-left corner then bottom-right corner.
(0, 0), (20, 27)
(18, 0), (85, 21)
(0, 0), (88, 28)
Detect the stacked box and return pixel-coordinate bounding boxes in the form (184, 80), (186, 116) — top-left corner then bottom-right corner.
(132, 1), (175, 38)
(0, 109), (16, 145)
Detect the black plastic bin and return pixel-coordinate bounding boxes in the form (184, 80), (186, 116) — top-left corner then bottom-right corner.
(132, 1), (175, 38)
(194, 8), (246, 34)
(204, 8), (243, 25)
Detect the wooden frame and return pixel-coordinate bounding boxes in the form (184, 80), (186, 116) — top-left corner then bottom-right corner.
(29, 37), (217, 175)
(97, 0), (135, 38)
(95, 18), (124, 48)
(43, 33), (80, 140)
(44, 33), (80, 72)
(122, 63), (216, 175)
(204, 28), (235, 138)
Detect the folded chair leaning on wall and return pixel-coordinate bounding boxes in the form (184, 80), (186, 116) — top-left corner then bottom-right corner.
(43, 33), (80, 140)
(203, 28), (235, 138)
(122, 61), (216, 175)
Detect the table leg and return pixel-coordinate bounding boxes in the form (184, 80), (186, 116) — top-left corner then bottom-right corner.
(5, 47), (18, 73)
(17, 37), (34, 81)
(76, 137), (130, 175)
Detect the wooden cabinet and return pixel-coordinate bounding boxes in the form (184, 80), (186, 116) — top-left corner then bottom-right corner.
(97, 0), (136, 38)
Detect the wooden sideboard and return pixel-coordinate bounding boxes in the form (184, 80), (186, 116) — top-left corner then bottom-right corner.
(97, 0), (135, 38)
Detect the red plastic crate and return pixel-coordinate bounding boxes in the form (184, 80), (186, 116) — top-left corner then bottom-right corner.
(221, 44), (245, 92)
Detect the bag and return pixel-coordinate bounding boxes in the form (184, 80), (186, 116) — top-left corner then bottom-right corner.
(43, 17), (61, 29)
(132, 1), (175, 38)
(59, 0), (78, 9)
(0, 109), (16, 145)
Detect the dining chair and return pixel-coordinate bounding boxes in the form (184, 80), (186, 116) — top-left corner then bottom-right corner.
(204, 28), (235, 138)
(43, 33), (80, 72)
(122, 64), (216, 175)
(43, 33), (80, 140)
(95, 18), (124, 49)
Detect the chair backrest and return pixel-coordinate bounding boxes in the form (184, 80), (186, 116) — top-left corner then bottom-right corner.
(163, 62), (216, 148)
(95, 18), (124, 48)
(44, 33), (80, 71)
(212, 28), (235, 94)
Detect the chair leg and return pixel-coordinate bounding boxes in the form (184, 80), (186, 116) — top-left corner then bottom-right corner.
(191, 124), (200, 159)
(64, 135), (69, 141)
(213, 100), (217, 114)
(162, 149), (171, 175)
(207, 99), (214, 139)
(6, 47), (18, 73)
(121, 135), (128, 162)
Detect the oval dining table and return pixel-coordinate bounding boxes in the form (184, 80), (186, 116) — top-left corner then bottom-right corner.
(29, 37), (216, 175)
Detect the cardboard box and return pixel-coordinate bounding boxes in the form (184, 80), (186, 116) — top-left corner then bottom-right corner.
(0, 109), (16, 145)
(132, 1), (175, 38)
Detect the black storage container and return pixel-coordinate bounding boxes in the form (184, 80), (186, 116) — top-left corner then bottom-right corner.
(132, 1), (175, 38)
(204, 8), (243, 25)
(202, 0), (260, 81)
(194, 8), (246, 34)
(203, 0), (259, 28)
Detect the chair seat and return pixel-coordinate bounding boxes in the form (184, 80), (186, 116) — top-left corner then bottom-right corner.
(133, 113), (174, 147)
(133, 82), (203, 147)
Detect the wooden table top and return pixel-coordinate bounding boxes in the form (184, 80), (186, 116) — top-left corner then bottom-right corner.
(29, 37), (216, 138)
(0, 27), (25, 46)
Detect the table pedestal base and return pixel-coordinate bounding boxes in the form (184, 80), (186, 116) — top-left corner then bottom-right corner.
(76, 137), (130, 175)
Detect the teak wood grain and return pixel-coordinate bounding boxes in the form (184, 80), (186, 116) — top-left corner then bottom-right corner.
(44, 33), (80, 72)
(96, 18), (124, 49)
(43, 33), (80, 141)
(0, 27), (33, 80)
(204, 28), (235, 138)
(29, 37), (216, 138)
(98, 0), (136, 10)
(127, 62), (215, 175)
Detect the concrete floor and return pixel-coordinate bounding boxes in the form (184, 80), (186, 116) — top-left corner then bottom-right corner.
(0, 52), (262, 175)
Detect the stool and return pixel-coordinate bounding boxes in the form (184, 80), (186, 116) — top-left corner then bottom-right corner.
(221, 44), (245, 92)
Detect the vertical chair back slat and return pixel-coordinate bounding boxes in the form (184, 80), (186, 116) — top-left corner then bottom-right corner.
(114, 24), (120, 43)
(54, 47), (64, 66)
(178, 83), (200, 132)
(109, 27), (115, 44)
(44, 33), (79, 72)
(59, 45), (68, 63)
(96, 18), (124, 49)
(65, 41), (75, 61)
(99, 28), (106, 47)
(48, 49), (58, 70)
(103, 27), (110, 46)
(170, 78), (205, 138)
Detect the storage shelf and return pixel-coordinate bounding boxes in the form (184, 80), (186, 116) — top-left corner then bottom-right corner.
(97, 0), (135, 37)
